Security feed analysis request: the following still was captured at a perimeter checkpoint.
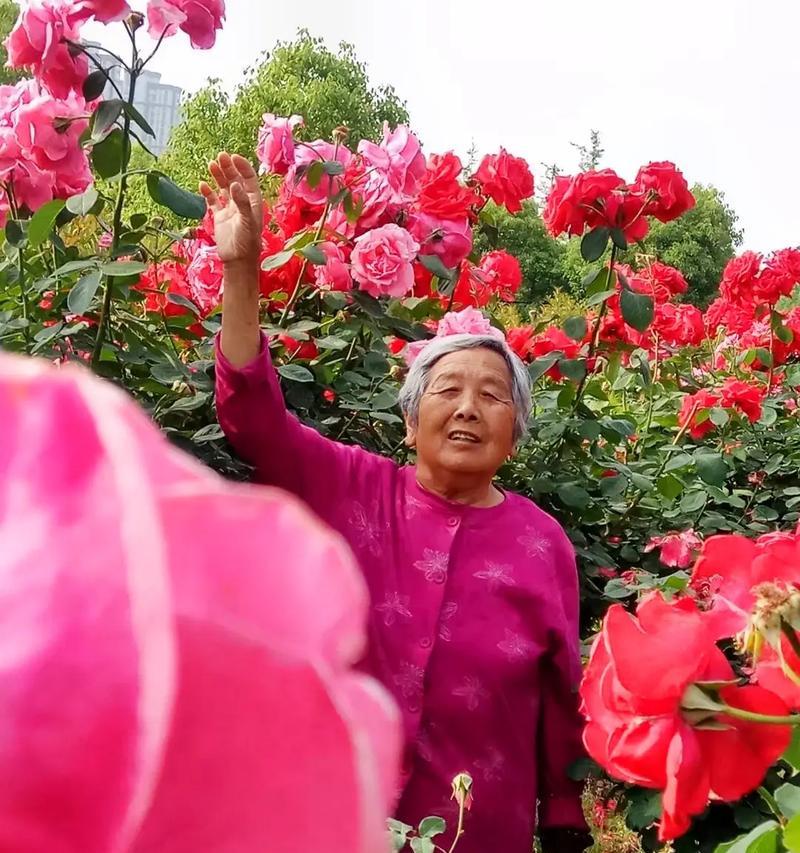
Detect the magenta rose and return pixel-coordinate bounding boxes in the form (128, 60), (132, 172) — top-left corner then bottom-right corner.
(350, 224), (419, 298)
(6, 1), (88, 99)
(314, 242), (352, 292)
(358, 123), (426, 202)
(256, 113), (303, 176)
(146, 0), (225, 49)
(290, 139), (354, 206)
(407, 212), (472, 269)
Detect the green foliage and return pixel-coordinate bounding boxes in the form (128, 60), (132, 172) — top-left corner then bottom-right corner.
(474, 201), (567, 305)
(0, 0), (24, 86)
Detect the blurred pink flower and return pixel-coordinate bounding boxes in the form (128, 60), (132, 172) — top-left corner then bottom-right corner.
(0, 352), (400, 853)
(351, 223), (419, 298)
(256, 113), (303, 176)
(437, 306), (504, 340)
(645, 529), (703, 569)
(407, 212), (472, 269)
(146, 0), (225, 49)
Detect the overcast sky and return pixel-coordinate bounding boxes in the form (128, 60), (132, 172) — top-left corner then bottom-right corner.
(90, 0), (800, 251)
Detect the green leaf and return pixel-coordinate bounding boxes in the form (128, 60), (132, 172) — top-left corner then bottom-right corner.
(130, 213), (148, 229)
(586, 288), (616, 308)
(528, 354), (559, 383)
(620, 288), (654, 332)
(580, 227), (610, 262)
(658, 474), (684, 500)
(300, 244), (327, 265)
(92, 128), (129, 178)
(755, 347), (774, 368)
(4, 219), (26, 247)
(626, 790), (662, 831)
(166, 292), (200, 315)
(66, 186), (100, 216)
(100, 260), (147, 276)
(261, 249), (295, 271)
(559, 484), (592, 509)
(567, 756), (602, 781)
(82, 69), (107, 101)
(31, 320), (64, 351)
(418, 253), (456, 281)
(783, 727), (800, 771)
(418, 817), (446, 838)
(27, 199), (66, 247)
(410, 838), (434, 853)
(91, 99), (123, 140)
(387, 819), (413, 852)
(610, 227), (629, 250)
(681, 490), (707, 513)
(121, 101), (155, 138)
(710, 407), (730, 426)
(305, 160), (324, 189)
(776, 783), (800, 819)
(67, 270), (102, 315)
(277, 364), (314, 383)
(785, 814), (800, 852)
(558, 358), (587, 382)
(715, 822), (778, 853)
(695, 452), (728, 487)
(563, 316), (588, 341)
(315, 335), (349, 350)
(146, 172), (206, 220)
(664, 452), (693, 472)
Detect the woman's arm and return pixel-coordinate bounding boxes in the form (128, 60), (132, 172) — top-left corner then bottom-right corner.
(205, 154), (387, 521)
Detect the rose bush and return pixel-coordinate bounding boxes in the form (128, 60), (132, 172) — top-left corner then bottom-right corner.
(5, 3), (800, 852)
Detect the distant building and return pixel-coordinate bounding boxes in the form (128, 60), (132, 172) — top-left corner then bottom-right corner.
(85, 43), (183, 155)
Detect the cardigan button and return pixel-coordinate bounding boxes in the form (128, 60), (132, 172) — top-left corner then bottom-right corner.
(447, 516), (459, 528)
(419, 637), (433, 649)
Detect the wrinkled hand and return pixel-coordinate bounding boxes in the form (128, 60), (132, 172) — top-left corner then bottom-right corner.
(199, 152), (263, 265)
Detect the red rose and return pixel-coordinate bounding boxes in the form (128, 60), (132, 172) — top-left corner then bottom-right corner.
(718, 251), (762, 306)
(581, 593), (791, 841)
(719, 377), (765, 423)
(473, 148), (534, 214)
(653, 303), (705, 348)
(414, 152), (481, 220)
(678, 389), (721, 440)
(278, 334), (319, 361)
(628, 261), (688, 303)
(704, 296), (756, 336)
(542, 169), (625, 237)
(448, 250), (522, 308)
(755, 248), (800, 305)
(505, 326), (535, 361)
(633, 161), (696, 223)
(592, 189), (649, 243)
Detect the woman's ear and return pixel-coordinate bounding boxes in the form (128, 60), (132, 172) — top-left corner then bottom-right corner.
(404, 419), (417, 448)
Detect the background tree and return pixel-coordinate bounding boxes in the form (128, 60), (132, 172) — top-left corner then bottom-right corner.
(0, 0), (25, 85)
(141, 30), (408, 209)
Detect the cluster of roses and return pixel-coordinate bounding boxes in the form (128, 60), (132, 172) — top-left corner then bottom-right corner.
(1, 0), (225, 225)
(581, 528), (800, 841)
(677, 377), (766, 440)
(542, 162), (696, 243)
(135, 117), (534, 352)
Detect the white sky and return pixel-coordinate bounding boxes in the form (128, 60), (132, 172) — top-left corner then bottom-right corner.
(89, 0), (800, 251)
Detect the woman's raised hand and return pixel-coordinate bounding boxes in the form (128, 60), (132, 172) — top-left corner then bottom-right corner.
(200, 152), (264, 267)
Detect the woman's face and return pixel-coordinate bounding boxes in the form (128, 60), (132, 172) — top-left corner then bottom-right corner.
(406, 348), (517, 477)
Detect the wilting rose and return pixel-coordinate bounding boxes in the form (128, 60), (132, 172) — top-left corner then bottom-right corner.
(633, 161), (695, 223)
(473, 148), (534, 214)
(350, 224), (419, 298)
(146, 0), (226, 49)
(645, 529), (703, 569)
(256, 114), (303, 176)
(581, 593), (791, 840)
(407, 212), (472, 270)
(0, 352), (400, 853)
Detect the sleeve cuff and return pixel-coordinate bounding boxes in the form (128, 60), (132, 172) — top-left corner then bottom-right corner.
(214, 332), (270, 386)
(538, 794), (587, 830)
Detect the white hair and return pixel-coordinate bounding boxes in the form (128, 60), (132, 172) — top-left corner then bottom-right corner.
(397, 334), (533, 443)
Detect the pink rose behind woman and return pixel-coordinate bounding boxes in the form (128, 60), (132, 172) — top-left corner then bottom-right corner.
(256, 113), (303, 176)
(351, 223), (419, 298)
(0, 353), (400, 853)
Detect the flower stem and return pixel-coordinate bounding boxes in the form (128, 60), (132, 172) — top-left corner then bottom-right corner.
(17, 245), (32, 351)
(92, 23), (138, 367)
(718, 703), (800, 726)
(447, 800), (467, 853)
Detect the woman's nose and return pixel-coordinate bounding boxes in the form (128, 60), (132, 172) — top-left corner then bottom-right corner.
(453, 392), (479, 420)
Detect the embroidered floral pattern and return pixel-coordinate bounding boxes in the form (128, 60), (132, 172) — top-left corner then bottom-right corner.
(474, 561), (515, 592)
(414, 548), (449, 583)
(375, 591), (413, 626)
(497, 628), (536, 661)
(517, 527), (551, 558)
(453, 675), (489, 711)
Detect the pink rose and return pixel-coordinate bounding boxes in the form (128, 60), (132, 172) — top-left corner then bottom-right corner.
(0, 351), (400, 853)
(11, 160), (55, 211)
(313, 241), (352, 292)
(68, 0), (131, 23)
(6, 0), (88, 98)
(358, 123), (426, 202)
(186, 243), (224, 314)
(256, 113), (303, 176)
(402, 339), (429, 367)
(146, 0), (225, 49)
(436, 306), (505, 340)
(350, 224), (419, 298)
(407, 212), (472, 269)
(645, 529), (703, 569)
(289, 139), (354, 206)
(15, 86), (89, 172)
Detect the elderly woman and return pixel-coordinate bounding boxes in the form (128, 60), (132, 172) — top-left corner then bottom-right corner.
(205, 153), (590, 853)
